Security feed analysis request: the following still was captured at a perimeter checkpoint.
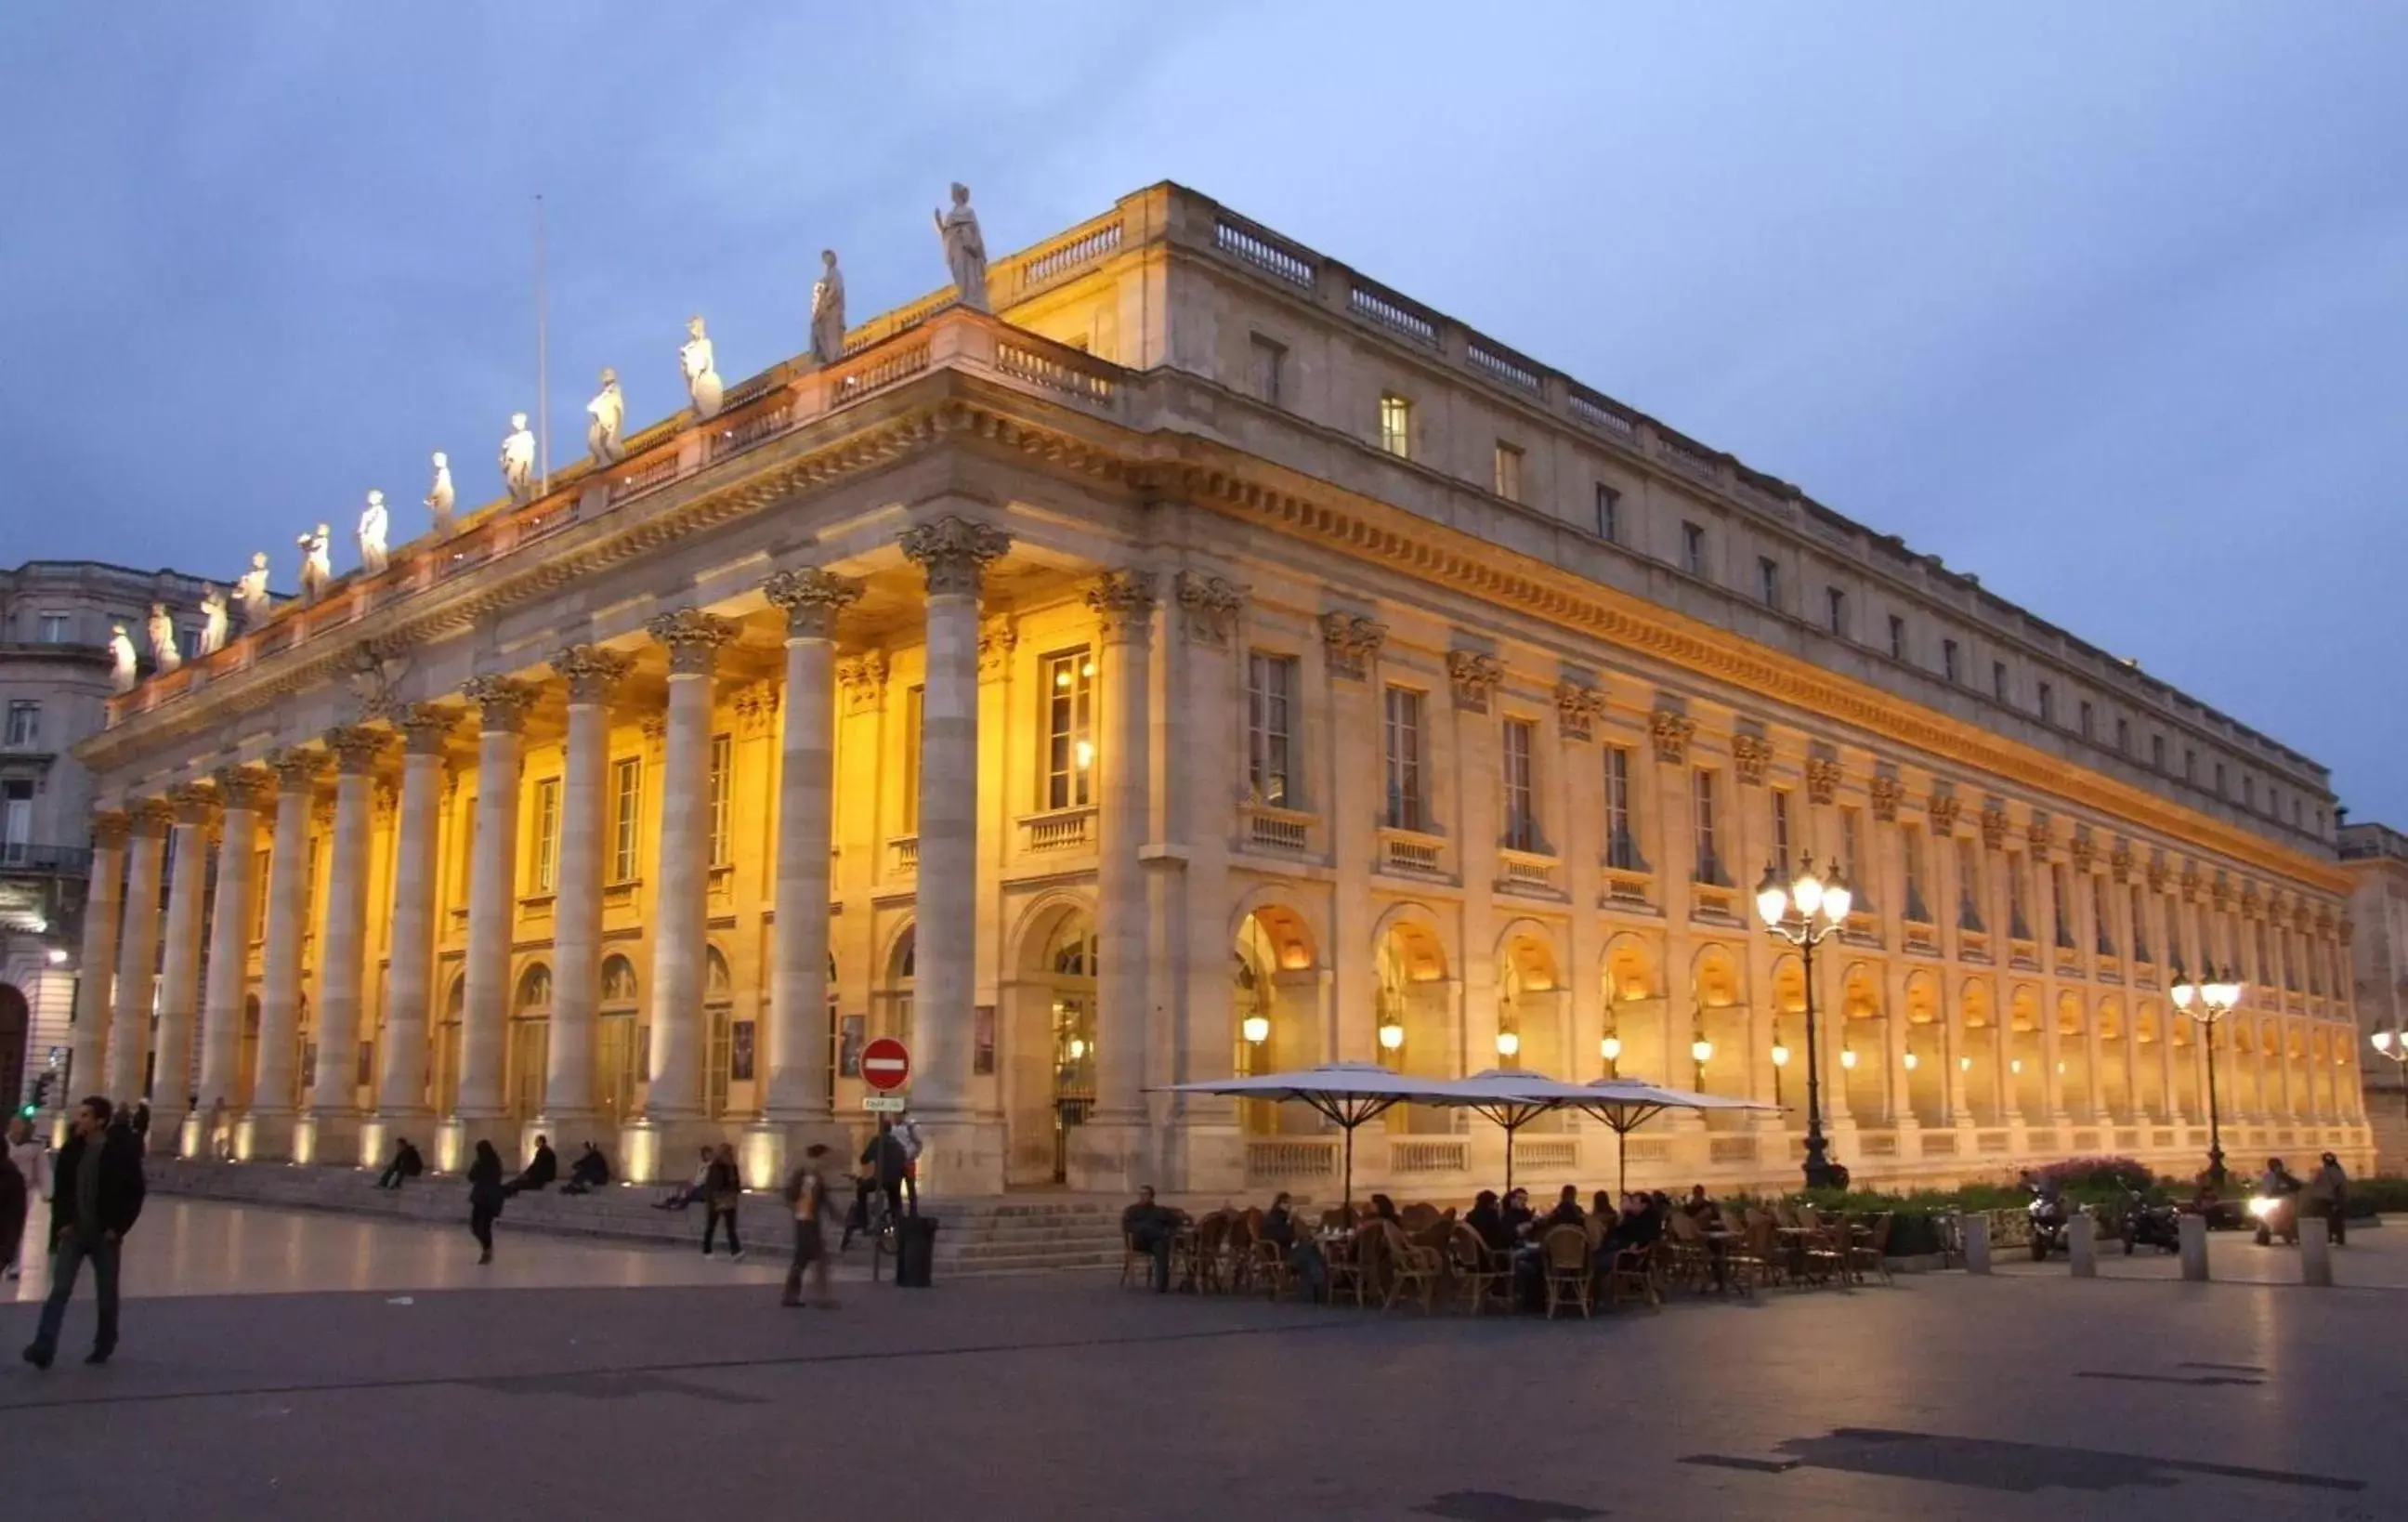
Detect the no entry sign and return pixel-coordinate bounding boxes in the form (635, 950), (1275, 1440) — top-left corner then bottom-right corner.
(861, 1036), (912, 1093)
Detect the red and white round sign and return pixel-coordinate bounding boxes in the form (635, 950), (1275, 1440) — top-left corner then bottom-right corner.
(860, 1036), (912, 1093)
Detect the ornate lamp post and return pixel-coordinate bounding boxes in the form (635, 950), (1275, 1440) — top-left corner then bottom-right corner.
(2371, 1028), (2408, 1117)
(1755, 855), (1852, 1190)
(2170, 962), (2244, 1189)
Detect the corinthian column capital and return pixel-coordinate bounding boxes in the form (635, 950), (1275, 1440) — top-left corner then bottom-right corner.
(396, 702), (458, 755)
(166, 782), (217, 827)
(211, 765), (271, 812)
(763, 567), (862, 639)
(267, 745), (328, 788)
(551, 644), (635, 704)
(1085, 570), (1158, 643)
(899, 515), (1010, 597)
(324, 723), (390, 776)
(461, 676), (536, 733)
(89, 807), (130, 849)
(646, 608), (738, 676)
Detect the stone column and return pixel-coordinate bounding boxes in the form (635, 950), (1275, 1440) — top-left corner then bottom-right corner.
(104, 798), (173, 1103)
(761, 570), (857, 1156)
(453, 677), (532, 1151)
(247, 748), (323, 1160)
(1077, 568), (1157, 1190)
(1321, 614), (1386, 1065)
(303, 725), (386, 1162)
(1171, 573), (1245, 1189)
(638, 610), (735, 1140)
(373, 706), (452, 1138)
(150, 785), (215, 1141)
(899, 515), (1009, 1193)
(192, 768), (264, 1155)
(66, 808), (128, 1115)
(545, 647), (633, 1140)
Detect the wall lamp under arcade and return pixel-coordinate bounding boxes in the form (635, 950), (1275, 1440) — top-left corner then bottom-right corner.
(1378, 1020), (1406, 1053)
(1241, 1014), (1271, 1045)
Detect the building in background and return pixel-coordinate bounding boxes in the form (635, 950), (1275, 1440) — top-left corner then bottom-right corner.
(2340, 821), (2408, 1167)
(1, 560), (217, 1108)
(71, 183), (2370, 1191)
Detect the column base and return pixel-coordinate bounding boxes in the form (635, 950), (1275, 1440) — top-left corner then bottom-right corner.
(919, 1114), (1008, 1198)
(177, 1114), (206, 1161)
(436, 1113), (520, 1174)
(294, 1112), (362, 1168)
(238, 1109), (299, 1162)
(360, 1109), (435, 1172)
(1157, 1118), (1243, 1198)
(1064, 1115), (1147, 1197)
(617, 1115), (726, 1187)
(747, 1115), (855, 1194)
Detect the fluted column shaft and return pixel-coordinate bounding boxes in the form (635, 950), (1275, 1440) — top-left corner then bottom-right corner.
(196, 775), (262, 1122)
(547, 649), (629, 1125)
(253, 754), (322, 1137)
(105, 801), (172, 1101)
(764, 571), (856, 1123)
(458, 679), (530, 1121)
(1090, 571), (1155, 1123)
(68, 810), (128, 1106)
(150, 789), (214, 1133)
(645, 613), (733, 1121)
(376, 710), (450, 1117)
(308, 728), (383, 1125)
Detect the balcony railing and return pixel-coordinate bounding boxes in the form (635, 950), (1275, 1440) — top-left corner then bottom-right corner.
(1496, 848), (1561, 897)
(1020, 807), (1095, 856)
(0, 843), (94, 876)
(1245, 1136), (1339, 1183)
(1378, 827), (1446, 878)
(1240, 803), (1315, 857)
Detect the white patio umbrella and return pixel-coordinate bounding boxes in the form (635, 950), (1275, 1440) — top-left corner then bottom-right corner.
(1423, 1069), (1602, 1197)
(1162, 1061), (1449, 1211)
(1577, 1078), (1781, 1193)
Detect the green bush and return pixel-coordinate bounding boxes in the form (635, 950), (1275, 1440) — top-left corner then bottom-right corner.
(2349, 1176), (2408, 1214)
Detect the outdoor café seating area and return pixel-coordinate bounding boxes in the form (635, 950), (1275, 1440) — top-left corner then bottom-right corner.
(1124, 1192), (1896, 1317)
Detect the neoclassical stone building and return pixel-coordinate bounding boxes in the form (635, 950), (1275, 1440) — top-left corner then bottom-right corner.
(72, 183), (2370, 1193)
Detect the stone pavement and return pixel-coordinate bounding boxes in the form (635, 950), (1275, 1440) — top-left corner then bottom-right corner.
(2, 1200), (2401, 1520)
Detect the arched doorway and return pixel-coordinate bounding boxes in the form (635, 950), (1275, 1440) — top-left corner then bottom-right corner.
(0, 981), (28, 1111)
(2057, 993), (2092, 1121)
(1602, 935), (1661, 1083)
(703, 947), (735, 1118)
(509, 963), (551, 1123)
(1232, 905), (1318, 1136)
(1840, 964), (1885, 1121)
(1042, 916), (1098, 1184)
(1960, 979), (2000, 1124)
(1375, 914), (1451, 1135)
(240, 994), (262, 1109)
(1498, 929), (1566, 1129)
(2133, 1003), (2166, 1121)
(2008, 986), (2044, 1119)
(1687, 945), (1743, 1111)
(434, 976), (464, 1116)
(597, 954), (640, 1129)
(1902, 972), (1945, 1126)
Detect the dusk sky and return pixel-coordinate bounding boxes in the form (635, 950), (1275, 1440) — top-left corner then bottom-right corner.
(3, 5), (2401, 820)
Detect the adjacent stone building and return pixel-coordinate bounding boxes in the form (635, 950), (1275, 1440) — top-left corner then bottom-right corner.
(67, 183), (2371, 1193)
(2340, 821), (2408, 1167)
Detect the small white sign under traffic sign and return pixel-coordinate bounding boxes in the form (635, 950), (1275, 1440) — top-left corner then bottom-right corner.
(862, 1095), (907, 1113)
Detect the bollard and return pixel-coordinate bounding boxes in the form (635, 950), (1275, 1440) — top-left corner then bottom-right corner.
(2179, 1214), (2209, 1281)
(1962, 1214), (1992, 1275)
(2300, 1216), (2334, 1287)
(2068, 1214), (2098, 1278)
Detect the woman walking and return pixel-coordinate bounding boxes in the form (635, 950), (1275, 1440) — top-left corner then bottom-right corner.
(467, 1139), (505, 1265)
(701, 1143), (744, 1260)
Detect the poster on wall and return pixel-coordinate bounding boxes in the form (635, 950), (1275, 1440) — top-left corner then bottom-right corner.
(730, 1020), (756, 1082)
(974, 1004), (996, 1075)
(838, 1016), (865, 1078)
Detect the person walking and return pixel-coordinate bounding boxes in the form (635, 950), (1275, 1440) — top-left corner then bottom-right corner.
(780, 1144), (836, 1308)
(22, 1095), (147, 1369)
(466, 1139), (505, 1265)
(4, 1116), (52, 1280)
(2307, 1151), (2350, 1247)
(700, 1143), (744, 1259)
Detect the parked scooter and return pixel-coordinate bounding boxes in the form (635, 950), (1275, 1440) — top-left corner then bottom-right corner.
(2251, 1159), (2303, 1246)
(2121, 1186), (2182, 1254)
(2028, 1185), (2072, 1261)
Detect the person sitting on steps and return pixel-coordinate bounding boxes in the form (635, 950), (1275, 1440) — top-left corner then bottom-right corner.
(374, 1136), (425, 1190)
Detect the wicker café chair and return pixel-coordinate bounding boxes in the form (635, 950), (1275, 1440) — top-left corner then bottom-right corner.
(1798, 1206), (1848, 1286)
(1446, 1225), (1511, 1315)
(1377, 1220), (1445, 1314)
(1400, 1202), (1444, 1234)
(1176, 1211), (1230, 1293)
(1541, 1225), (1593, 1319)
(1605, 1240), (1662, 1310)
(1727, 1210), (1781, 1292)
(1250, 1234), (1296, 1301)
(1849, 1212), (1894, 1285)
(1663, 1211), (1713, 1293)
(1224, 1210), (1261, 1294)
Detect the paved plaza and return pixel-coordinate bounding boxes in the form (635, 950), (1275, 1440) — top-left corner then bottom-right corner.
(2, 1200), (2401, 1520)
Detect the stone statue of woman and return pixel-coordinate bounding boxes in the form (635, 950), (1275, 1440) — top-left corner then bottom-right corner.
(358, 490), (390, 575)
(681, 317), (724, 420)
(933, 182), (988, 312)
(810, 250), (846, 366)
(198, 585), (228, 655)
(425, 451), (456, 535)
(234, 552), (272, 629)
(501, 413), (537, 504)
(147, 603), (181, 674)
(297, 523), (333, 605)
(109, 624), (137, 692)
(587, 367), (626, 463)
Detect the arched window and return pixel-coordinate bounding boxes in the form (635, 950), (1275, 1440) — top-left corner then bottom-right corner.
(508, 964), (552, 1122)
(600, 955), (638, 1006)
(597, 957), (639, 1130)
(704, 946), (738, 1117)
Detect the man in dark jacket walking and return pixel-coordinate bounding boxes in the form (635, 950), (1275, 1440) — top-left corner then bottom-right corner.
(23, 1095), (146, 1369)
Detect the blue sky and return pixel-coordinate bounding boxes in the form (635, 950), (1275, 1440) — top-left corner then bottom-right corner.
(3, 4), (2401, 820)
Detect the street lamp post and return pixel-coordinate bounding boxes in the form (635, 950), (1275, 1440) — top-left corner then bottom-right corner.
(1755, 855), (1852, 1191)
(2170, 962), (2244, 1190)
(2371, 1028), (2408, 1118)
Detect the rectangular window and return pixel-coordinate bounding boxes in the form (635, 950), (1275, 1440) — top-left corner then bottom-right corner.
(1681, 520), (1708, 578)
(2093, 878), (2114, 955)
(1826, 586), (1848, 636)
(2051, 863), (2074, 948)
(1377, 393), (1411, 458)
(1501, 719), (1539, 852)
(2163, 894), (2182, 966)
(1771, 789), (1793, 873)
(0, 780), (27, 854)
(1942, 639), (1960, 683)
(610, 757), (642, 884)
(180, 627), (202, 660)
(2115, 716), (2130, 754)
(1492, 441), (1524, 503)
(38, 612), (71, 643)
(1603, 745), (1639, 871)
(2078, 701), (2095, 740)
(2008, 855), (2031, 939)
(1245, 652), (1297, 807)
(3, 701), (36, 746)
(2037, 682), (2055, 724)
(1757, 557), (1781, 609)
(2184, 747), (2197, 782)
(708, 733), (733, 867)
(2151, 734), (2166, 770)
(1993, 661), (2009, 702)
(1382, 686), (1426, 832)
(531, 778), (561, 893)
(1957, 837), (1983, 931)
(2214, 762), (2226, 797)
(1249, 334), (1285, 406)
(901, 684), (924, 833)
(1887, 614), (1906, 662)
(2130, 886), (2151, 962)
(1594, 483), (1621, 543)
(1043, 649), (1096, 811)
(1841, 808), (1868, 911)
(2242, 775), (2256, 811)
(254, 848), (272, 938)
(1903, 826), (1930, 923)
(1691, 768), (1721, 885)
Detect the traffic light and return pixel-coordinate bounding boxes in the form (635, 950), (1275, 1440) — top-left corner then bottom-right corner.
(24, 1070), (54, 1115)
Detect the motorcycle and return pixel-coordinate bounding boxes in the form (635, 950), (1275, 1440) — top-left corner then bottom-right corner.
(2250, 1184), (2300, 1247)
(2028, 1187), (2071, 1261)
(2121, 1187), (2182, 1254)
